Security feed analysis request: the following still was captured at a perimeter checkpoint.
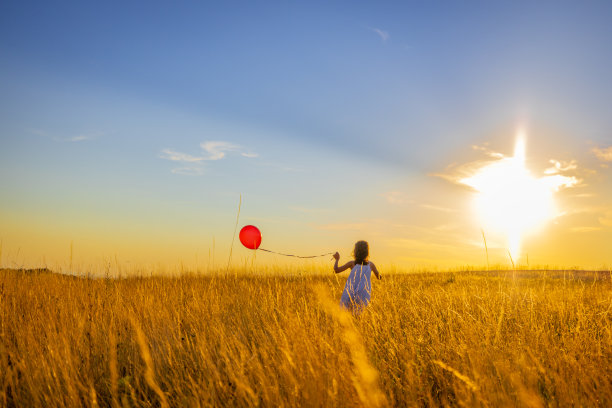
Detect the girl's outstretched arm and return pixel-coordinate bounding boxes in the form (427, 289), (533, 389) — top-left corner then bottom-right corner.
(333, 252), (354, 273)
(370, 262), (382, 280)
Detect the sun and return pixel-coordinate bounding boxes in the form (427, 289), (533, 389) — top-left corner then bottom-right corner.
(460, 131), (577, 261)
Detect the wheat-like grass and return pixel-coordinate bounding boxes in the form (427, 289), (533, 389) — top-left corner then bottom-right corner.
(0, 267), (610, 407)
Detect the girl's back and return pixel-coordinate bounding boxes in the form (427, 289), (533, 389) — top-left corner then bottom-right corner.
(345, 262), (372, 294)
(340, 262), (372, 309)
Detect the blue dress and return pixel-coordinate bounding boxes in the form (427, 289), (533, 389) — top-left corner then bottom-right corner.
(340, 262), (372, 309)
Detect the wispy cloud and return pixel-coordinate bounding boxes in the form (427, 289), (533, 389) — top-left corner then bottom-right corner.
(160, 141), (250, 163)
(570, 226), (602, 233)
(69, 135), (95, 142)
(599, 211), (612, 227)
(438, 145), (580, 192)
(160, 140), (257, 175)
(381, 191), (413, 205)
(29, 128), (101, 142)
(369, 27), (389, 42)
(160, 149), (204, 162)
(53, 133), (100, 143)
(171, 167), (205, 176)
(593, 146), (612, 162)
(471, 144), (504, 158)
(419, 204), (457, 213)
(200, 141), (240, 160)
(434, 223), (459, 232)
(241, 152), (259, 158)
(544, 159), (577, 175)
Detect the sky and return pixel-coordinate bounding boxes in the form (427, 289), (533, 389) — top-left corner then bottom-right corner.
(1, 1), (612, 272)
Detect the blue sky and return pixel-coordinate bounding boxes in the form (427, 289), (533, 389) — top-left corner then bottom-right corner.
(2, 1), (612, 270)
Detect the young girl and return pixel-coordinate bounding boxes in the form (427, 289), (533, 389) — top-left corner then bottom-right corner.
(333, 240), (381, 310)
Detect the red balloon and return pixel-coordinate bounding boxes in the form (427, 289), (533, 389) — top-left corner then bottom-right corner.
(239, 225), (262, 250)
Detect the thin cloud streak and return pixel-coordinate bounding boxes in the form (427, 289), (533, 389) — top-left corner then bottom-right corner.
(439, 147), (580, 192)
(381, 191), (413, 205)
(171, 167), (205, 176)
(570, 226), (602, 233)
(160, 149), (204, 162)
(599, 211), (612, 227)
(420, 204), (457, 213)
(593, 146), (612, 162)
(545, 159), (577, 175)
(369, 27), (389, 42)
(160, 140), (258, 174)
(200, 141), (240, 160)
(68, 135), (94, 142)
(52, 133), (100, 143)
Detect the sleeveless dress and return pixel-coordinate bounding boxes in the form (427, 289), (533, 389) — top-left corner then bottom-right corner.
(340, 262), (372, 309)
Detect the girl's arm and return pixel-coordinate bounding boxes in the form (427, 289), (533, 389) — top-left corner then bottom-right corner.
(333, 252), (354, 273)
(370, 262), (382, 280)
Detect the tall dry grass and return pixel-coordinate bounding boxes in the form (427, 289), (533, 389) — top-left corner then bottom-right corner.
(0, 267), (611, 407)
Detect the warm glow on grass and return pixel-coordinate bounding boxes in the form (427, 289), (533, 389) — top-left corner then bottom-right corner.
(460, 131), (577, 261)
(2, 268), (610, 406)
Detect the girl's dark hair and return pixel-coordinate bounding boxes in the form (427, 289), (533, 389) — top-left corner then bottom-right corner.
(353, 240), (369, 265)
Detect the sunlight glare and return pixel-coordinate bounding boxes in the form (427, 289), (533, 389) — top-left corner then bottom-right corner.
(460, 131), (577, 261)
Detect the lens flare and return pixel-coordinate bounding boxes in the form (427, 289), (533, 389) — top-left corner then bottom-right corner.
(460, 132), (577, 261)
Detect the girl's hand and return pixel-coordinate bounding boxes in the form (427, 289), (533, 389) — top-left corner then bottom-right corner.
(333, 252), (340, 261)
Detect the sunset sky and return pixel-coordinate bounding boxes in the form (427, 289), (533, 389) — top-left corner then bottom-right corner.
(1, 1), (612, 271)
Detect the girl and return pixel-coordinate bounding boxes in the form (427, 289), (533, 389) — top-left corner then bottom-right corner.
(333, 240), (381, 310)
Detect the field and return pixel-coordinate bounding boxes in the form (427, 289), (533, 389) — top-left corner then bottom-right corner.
(1, 267), (611, 407)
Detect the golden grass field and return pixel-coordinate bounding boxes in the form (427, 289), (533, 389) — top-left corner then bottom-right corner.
(1, 266), (611, 407)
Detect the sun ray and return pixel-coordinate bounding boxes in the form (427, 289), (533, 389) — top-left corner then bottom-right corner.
(460, 131), (578, 262)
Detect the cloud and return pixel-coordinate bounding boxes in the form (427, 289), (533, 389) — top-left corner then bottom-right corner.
(53, 133), (99, 142)
(28, 128), (49, 137)
(438, 146), (580, 192)
(570, 226), (602, 233)
(160, 141), (249, 162)
(68, 135), (94, 142)
(433, 223), (459, 232)
(539, 174), (580, 192)
(544, 159), (578, 175)
(419, 204), (457, 213)
(599, 211), (612, 227)
(369, 27), (389, 42)
(171, 167), (205, 176)
(593, 146), (612, 162)
(160, 140), (257, 175)
(382, 191), (413, 205)
(471, 144), (504, 158)
(29, 128), (101, 142)
(160, 149), (204, 162)
(200, 141), (240, 160)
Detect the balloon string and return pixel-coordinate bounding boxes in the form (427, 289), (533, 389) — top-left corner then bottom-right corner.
(258, 248), (334, 259)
